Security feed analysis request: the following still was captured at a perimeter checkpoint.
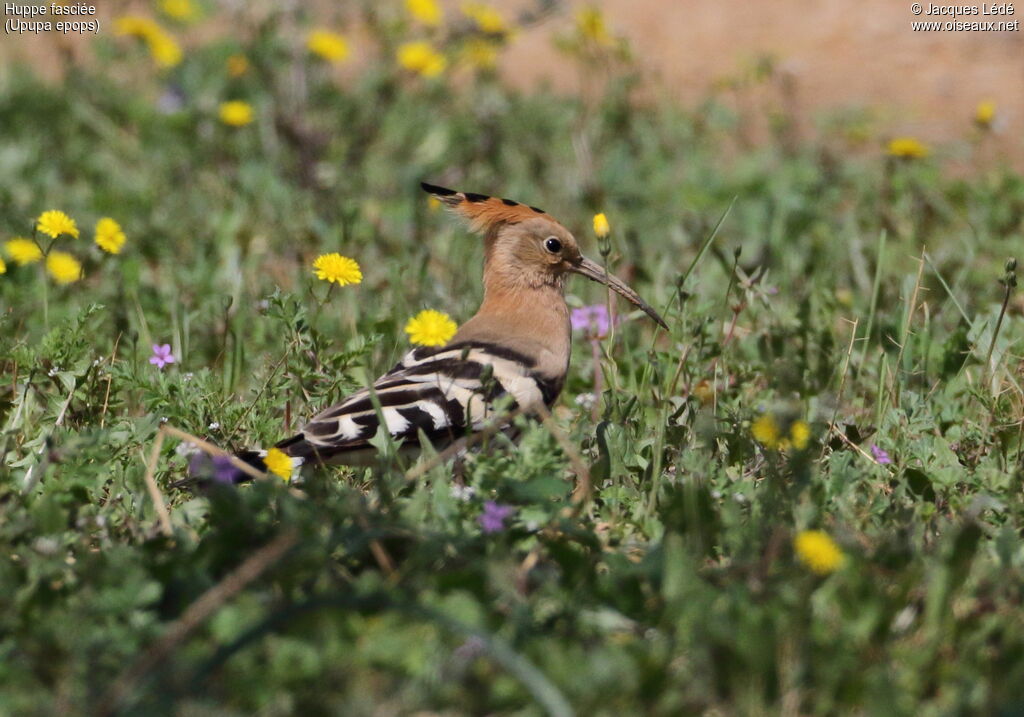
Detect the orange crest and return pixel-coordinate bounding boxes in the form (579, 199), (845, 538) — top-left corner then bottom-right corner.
(421, 182), (555, 235)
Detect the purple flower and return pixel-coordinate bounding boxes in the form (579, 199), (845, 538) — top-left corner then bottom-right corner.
(156, 85), (187, 115)
(871, 443), (892, 465)
(571, 304), (610, 337)
(188, 453), (242, 484)
(478, 501), (514, 534)
(149, 343), (176, 369)
(210, 456), (240, 483)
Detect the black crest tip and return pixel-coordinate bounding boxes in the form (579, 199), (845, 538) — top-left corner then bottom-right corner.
(420, 181), (457, 196)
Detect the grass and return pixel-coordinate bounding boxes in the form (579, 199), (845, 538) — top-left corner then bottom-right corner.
(2, 3), (1024, 714)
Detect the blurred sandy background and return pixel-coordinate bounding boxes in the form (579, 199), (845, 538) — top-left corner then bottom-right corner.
(3, 0), (1022, 164)
(508, 0), (1024, 165)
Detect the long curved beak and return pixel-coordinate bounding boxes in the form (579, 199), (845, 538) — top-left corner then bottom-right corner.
(571, 256), (668, 330)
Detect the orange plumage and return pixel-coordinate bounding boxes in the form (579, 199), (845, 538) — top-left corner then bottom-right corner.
(421, 182), (559, 236)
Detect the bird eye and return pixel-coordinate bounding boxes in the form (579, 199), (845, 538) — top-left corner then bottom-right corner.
(544, 237), (562, 254)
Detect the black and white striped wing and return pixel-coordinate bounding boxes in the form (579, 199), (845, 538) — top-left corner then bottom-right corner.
(289, 341), (562, 463)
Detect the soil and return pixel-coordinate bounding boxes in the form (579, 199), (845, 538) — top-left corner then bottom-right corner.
(507, 0), (1023, 165)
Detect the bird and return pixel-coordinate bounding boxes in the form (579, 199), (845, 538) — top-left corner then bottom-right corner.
(194, 182), (667, 483)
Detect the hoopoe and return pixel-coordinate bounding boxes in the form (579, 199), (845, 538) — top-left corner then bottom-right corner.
(218, 182), (666, 479)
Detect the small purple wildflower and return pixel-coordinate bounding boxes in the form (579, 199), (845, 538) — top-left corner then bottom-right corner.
(149, 343), (176, 369)
(478, 501), (514, 534)
(570, 304), (610, 338)
(156, 85), (187, 115)
(211, 456), (240, 483)
(871, 443), (892, 465)
(188, 453), (242, 484)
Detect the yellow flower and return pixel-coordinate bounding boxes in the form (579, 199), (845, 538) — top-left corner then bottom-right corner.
(794, 530), (845, 575)
(397, 41), (447, 78)
(406, 0), (442, 26)
(975, 100), (996, 127)
(160, 0), (197, 21)
(577, 7), (613, 46)
(427, 197), (442, 212)
(114, 16), (182, 68)
(264, 447), (293, 481)
(405, 309), (458, 347)
(752, 413), (781, 449)
(226, 54), (249, 77)
(887, 137), (929, 159)
(313, 253), (362, 286)
(307, 29), (350, 63)
(219, 101), (254, 127)
(36, 210), (79, 239)
(46, 251), (83, 285)
(148, 34), (183, 67)
(752, 413), (811, 451)
(461, 2), (505, 33)
(462, 38), (499, 69)
(114, 15), (157, 37)
(94, 217), (127, 255)
(789, 420), (810, 451)
(0, 257), (6, 275)
(593, 212), (610, 238)
(5, 238), (43, 265)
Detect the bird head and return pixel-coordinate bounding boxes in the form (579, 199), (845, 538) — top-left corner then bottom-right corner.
(421, 182), (668, 330)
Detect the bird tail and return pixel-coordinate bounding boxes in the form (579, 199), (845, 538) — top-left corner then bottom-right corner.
(230, 449), (275, 478)
(174, 434), (311, 488)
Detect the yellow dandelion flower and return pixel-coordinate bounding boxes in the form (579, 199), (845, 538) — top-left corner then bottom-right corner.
(307, 29), (350, 63)
(406, 0), (442, 27)
(405, 309), (458, 347)
(114, 15), (158, 37)
(160, 0), (197, 21)
(46, 251), (83, 285)
(219, 101), (254, 127)
(264, 447), (293, 481)
(114, 16), (182, 68)
(462, 38), (499, 69)
(794, 530), (845, 575)
(461, 2), (505, 33)
(577, 7), (613, 46)
(0, 257), (6, 275)
(36, 210), (79, 239)
(789, 420), (810, 451)
(226, 53), (249, 77)
(975, 100), (996, 127)
(313, 253), (362, 286)
(751, 413), (781, 450)
(397, 41), (447, 78)
(5, 238), (43, 265)
(593, 212), (610, 238)
(94, 217), (127, 255)
(887, 137), (929, 159)
(148, 33), (183, 68)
